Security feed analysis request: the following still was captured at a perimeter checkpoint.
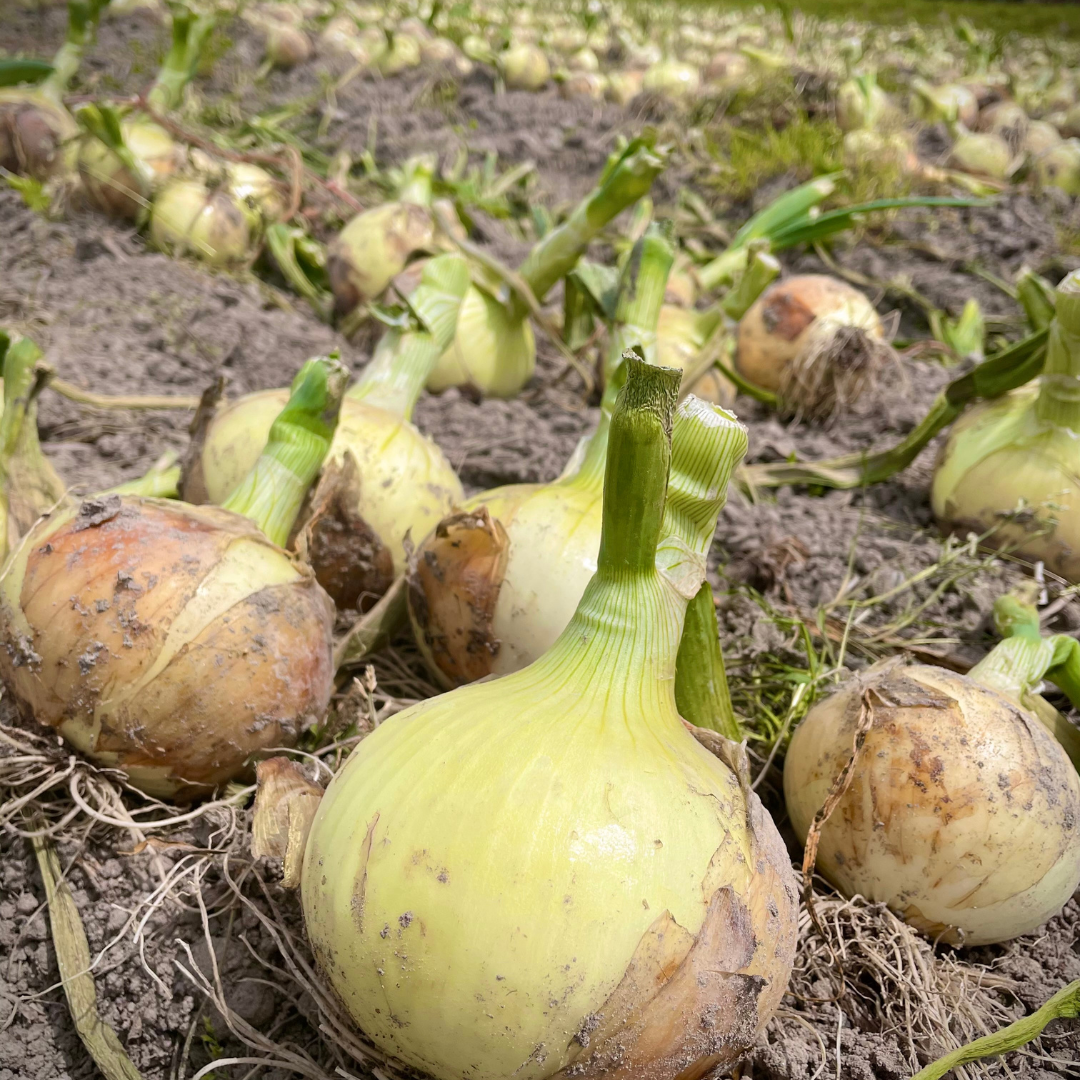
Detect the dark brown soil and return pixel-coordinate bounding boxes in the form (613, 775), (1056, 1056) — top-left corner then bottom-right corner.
(3, 7), (1080, 1080)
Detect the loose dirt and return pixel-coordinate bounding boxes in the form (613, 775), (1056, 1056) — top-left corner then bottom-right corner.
(3, 7), (1080, 1080)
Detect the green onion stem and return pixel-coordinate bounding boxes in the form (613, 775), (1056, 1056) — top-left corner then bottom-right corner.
(909, 980), (1080, 1080)
(596, 357), (678, 575)
(696, 175), (836, 292)
(538, 361), (746, 700)
(675, 582), (741, 740)
(0, 336), (71, 562)
(1035, 269), (1080, 429)
(1016, 268), (1056, 333)
(146, 2), (217, 113)
(349, 253), (470, 418)
(510, 139), (666, 320)
(41, 0), (109, 100)
(740, 327), (1049, 492)
(106, 453), (181, 499)
(984, 591), (1080, 772)
(604, 223), (674, 379)
(721, 249), (781, 322)
(222, 355), (350, 546)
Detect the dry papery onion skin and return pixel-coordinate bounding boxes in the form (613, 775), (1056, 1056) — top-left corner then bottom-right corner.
(785, 663), (1080, 946)
(0, 495), (334, 800)
(736, 273), (890, 418)
(300, 362), (797, 1080)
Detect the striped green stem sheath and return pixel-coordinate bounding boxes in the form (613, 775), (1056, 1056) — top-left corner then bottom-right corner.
(222, 355), (350, 546)
(349, 253), (471, 418)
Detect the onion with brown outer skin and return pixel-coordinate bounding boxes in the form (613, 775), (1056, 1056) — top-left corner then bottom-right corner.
(0, 498), (334, 800)
(0, 354), (347, 800)
(784, 661), (1080, 946)
(736, 274), (887, 417)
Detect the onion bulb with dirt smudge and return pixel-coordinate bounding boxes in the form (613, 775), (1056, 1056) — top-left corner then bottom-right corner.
(327, 155), (438, 315)
(425, 138), (666, 398)
(784, 606), (1080, 945)
(75, 2), (217, 218)
(932, 269), (1080, 581)
(0, 0), (111, 181)
(301, 359), (797, 1080)
(189, 255), (471, 609)
(0, 350), (349, 800)
(409, 231), (671, 686)
(736, 273), (890, 419)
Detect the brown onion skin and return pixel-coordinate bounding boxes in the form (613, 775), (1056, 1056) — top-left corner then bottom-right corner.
(0, 496), (335, 801)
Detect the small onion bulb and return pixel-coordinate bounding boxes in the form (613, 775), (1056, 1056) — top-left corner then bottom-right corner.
(736, 274), (888, 418)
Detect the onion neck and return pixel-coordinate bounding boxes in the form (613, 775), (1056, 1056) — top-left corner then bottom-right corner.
(1035, 270), (1080, 431)
(0, 335), (72, 562)
(222, 355), (349, 547)
(603, 224), (674, 380)
(398, 154), (436, 206)
(40, 0), (103, 100)
(535, 360), (748, 712)
(348, 253), (470, 418)
(146, 3), (217, 113)
(511, 139), (665, 319)
(970, 592), (1080, 719)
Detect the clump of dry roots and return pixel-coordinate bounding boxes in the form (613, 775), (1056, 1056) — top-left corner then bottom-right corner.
(779, 322), (896, 423)
(764, 881), (1021, 1080)
(0, 646), (1060, 1080)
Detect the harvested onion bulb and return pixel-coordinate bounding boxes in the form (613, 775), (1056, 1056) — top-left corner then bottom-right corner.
(190, 255), (470, 608)
(426, 138), (666, 398)
(300, 359), (796, 1080)
(0, 351), (348, 799)
(932, 269), (1080, 580)
(410, 229), (671, 686)
(736, 273), (890, 418)
(328, 155), (438, 314)
(784, 614), (1080, 944)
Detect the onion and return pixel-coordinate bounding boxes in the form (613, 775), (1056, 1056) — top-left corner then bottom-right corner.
(0, 0), (113, 180)
(948, 130), (1013, 179)
(1035, 139), (1080, 196)
(1024, 119), (1064, 157)
(606, 68), (643, 104)
(265, 22), (313, 68)
(378, 32), (422, 76)
(0, 353), (349, 800)
(567, 46), (600, 73)
(327, 155), (437, 315)
(560, 70), (607, 101)
(301, 360), (796, 1080)
(932, 270), (1080, 580)
(784, 652), (1080, 945)
(835, 73), (892, 133)
(642, 59), (701, 103)
(0, 90), (76, 180)
(913, 79), (979, 127)
(148, 174), (263, 266)
(656, 305), (733, 406)
(78, 115), (183, 220)
(703, 49), (750, 88)
(500, 42), (551, 90)
(842, 128), (918, 174)
(736, 274), (889, 418)
(426, 138), (666, 397)
(420, 36), (473, 76)
(977, 100), (1029, 145)
(411, 229), (671, 685)
(191, 255), (470, 607)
